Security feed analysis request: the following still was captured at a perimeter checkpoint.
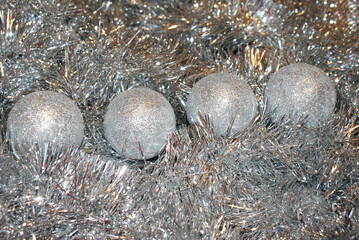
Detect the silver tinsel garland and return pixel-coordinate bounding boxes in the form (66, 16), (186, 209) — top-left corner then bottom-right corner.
(0, 0), (358, 239)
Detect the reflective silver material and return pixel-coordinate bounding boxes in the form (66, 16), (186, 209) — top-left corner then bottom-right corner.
(265, 63), (336, 126)
(104, 88), (176, 159)
(7, 91), (84, 157)
(186, 73), (257, 136)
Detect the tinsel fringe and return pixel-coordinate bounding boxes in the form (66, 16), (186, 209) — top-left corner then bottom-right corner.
(0, 0), (358, 239)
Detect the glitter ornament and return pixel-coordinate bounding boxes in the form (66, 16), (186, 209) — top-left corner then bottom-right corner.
(7, 91), (85, 157)
(265, 63), (337, 126)
(103, 87), (176, 160)
(186, 73), (257, 137)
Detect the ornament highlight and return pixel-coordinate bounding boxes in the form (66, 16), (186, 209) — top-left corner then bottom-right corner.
(7, 91), (85, 157)
(103, 87), (176, 159)
(265, 63), (336, 126)
(186, 73), (257, 136)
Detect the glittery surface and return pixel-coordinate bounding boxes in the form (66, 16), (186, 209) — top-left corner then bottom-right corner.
(265, 63), (337, 126)
(186, 73), (257, 136)
(7, 91), (84, 156)
(104, 88), (176, 159)
(0, 0), (358, 239)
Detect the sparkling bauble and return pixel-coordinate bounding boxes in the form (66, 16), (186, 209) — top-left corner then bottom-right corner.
(265, 63), (336, 126)
(186, 73), (257, 136)
(103, 87), (176, 160)
(7, 91), (85, 157)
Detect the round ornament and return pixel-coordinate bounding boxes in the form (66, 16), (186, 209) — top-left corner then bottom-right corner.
(103, 87), (176, 160)
(265, 63), (336, 126)
(186, 73), (257, 137)
(7, 91), (85, 157)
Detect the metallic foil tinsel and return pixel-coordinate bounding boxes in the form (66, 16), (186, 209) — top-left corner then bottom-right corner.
(0, 0), (358, 239)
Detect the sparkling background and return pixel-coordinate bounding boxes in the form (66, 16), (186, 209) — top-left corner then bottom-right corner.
(0, 0), (358, 239)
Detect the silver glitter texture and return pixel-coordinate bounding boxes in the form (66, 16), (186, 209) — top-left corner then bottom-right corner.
(1, 0), (358, 239)
(7, 91), (84, 157)
(186, 73), (257, 137)
(104, 87), (176, 159)
(265, 63), (337, 126)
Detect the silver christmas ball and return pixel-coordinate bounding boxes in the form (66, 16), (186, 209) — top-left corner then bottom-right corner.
(7, 91), (85, 157)
(103, 87), (176, 160)
(265, 63), (336, 126)
(186, 73), (257, 137)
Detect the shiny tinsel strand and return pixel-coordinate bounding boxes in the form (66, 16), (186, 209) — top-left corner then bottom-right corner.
(0, 0), (358, 239)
